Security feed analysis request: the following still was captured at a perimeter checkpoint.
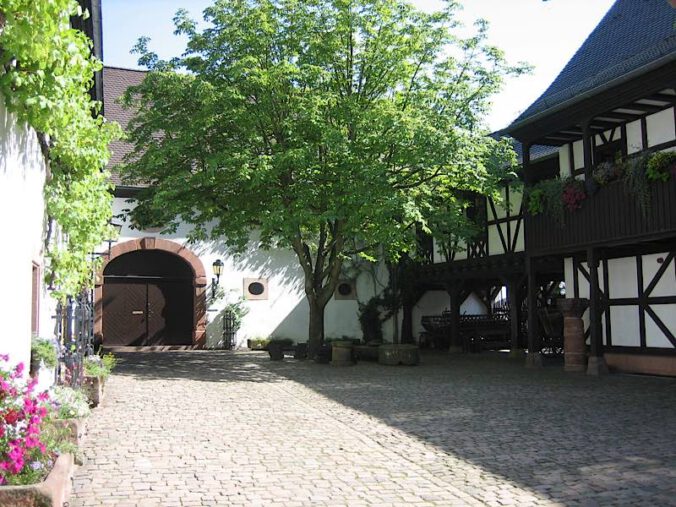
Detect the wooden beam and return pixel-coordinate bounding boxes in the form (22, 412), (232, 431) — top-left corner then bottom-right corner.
(582, 120), (594, 183)
(446, 282), (464, 352)
(526, 256), (541, 363)
(601, 111), (644, 121)
(625, 102), (668, 114)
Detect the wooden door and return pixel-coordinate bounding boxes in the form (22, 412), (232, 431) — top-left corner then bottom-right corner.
(103, 279), (193, 346)
(102, 281), (148, 346)
(146, 281), (193, 345)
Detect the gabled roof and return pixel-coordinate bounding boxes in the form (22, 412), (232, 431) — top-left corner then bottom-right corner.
(103, 66), (147, 186)
(489, 131), (559, 164)
(509, 0), (676, 130)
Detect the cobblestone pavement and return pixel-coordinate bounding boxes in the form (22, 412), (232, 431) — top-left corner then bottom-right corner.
(72, 351), (676, 506)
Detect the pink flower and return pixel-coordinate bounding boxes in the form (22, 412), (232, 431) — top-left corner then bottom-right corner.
(0, 354), (9, 361)
(23, 397), (36, 413)
(25, 436), (41, 449)
(11, 362), (25, 379)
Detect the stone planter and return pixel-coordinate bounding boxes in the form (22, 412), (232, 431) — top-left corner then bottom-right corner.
(558, 298), (589, 372)
(378, 344), (420, 366)
(330, 341), (354, 367)
(83, 375), (105, 407)
(0, 453), (74, 507)
(293, 343), (308, 360)
(314, 344), (332, 364)
(267, 342), (285, 361)
(51, 418), (86, 447)
(354, 345), (379, 361)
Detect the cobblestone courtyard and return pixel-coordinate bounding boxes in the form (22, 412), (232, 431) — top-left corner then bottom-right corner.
(72, 351), (676, 506)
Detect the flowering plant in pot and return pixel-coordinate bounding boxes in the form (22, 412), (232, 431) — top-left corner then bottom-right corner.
(562, 178), (586, 211)
(83, 353), (117, 407)
(49, 386), (91, 447)
(0, 355), (74, 504)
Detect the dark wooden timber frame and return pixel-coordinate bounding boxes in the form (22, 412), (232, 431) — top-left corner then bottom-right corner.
(568, 242), (676, 356)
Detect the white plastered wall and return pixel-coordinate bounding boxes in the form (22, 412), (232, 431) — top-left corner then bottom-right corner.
(0, 97), (55, 371)
(109, 198), (392, 347)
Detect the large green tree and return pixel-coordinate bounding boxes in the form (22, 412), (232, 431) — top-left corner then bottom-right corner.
(122, 0), (525, 357)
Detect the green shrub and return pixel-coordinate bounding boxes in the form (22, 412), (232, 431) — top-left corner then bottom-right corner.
(646, 151), (676, 182)
(31, 337), (58, 369)
(84, 353), (117, 379)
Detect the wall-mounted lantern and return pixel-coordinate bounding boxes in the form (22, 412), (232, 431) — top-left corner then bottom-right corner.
(212, 259), (224, 299)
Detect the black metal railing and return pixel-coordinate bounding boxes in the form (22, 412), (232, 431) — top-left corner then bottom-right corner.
(222, 309), (236, 350)
(54, 292), (95, 387)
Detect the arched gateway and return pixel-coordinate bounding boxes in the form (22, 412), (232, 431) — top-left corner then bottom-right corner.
(94, 238), (207, 347)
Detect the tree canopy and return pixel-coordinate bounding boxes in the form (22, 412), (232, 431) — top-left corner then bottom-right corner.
(122, 0), (527, 353)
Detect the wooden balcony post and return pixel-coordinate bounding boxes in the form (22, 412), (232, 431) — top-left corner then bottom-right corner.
(507, 275), (525, 357)
(582, 120), (597, 194)
(522, 142), (532, 184)
(525, 256), (542, 368)
(445, 282), (463, 353)
(401, 299), (414, 344)
(586, 247), (608, 375)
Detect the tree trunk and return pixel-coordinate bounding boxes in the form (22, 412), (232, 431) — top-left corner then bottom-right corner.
(307, 298), (326, 360)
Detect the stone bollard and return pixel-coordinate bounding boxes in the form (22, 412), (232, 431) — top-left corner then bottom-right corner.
(557, 298), (589, 372)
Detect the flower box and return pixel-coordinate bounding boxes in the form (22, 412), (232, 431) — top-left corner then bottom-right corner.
(0, 453), (74, 507)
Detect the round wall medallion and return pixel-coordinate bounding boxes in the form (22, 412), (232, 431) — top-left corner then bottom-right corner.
(248, 282), (265, 296)
(337, 282), (353, 296)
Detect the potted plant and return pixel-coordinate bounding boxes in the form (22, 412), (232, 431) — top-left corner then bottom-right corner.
(83, 353), (117, 407)
(49, 386), (91, 448)
(267, 338), (293, 361)
(0, 355), (75, 507)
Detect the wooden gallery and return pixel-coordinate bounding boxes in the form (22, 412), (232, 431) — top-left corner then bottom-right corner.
(403, 0), (676, 377)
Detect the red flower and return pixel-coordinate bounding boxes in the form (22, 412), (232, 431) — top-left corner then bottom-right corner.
(4, 409), (19, 425)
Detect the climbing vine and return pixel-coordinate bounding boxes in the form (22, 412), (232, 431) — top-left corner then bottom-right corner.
(0, 0), (120, 299)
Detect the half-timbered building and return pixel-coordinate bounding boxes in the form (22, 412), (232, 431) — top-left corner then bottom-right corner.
(407, 0), (676, 376)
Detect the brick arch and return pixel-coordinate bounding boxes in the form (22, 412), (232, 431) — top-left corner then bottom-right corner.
(94, 238), (207, 348)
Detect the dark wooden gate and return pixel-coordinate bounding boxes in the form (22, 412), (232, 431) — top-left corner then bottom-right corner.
(102, 250), (194, 346)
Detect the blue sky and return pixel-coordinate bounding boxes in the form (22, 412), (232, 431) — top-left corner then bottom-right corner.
(102, 0), (616, 131)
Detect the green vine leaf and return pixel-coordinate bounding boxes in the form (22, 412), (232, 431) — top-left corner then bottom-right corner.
(0, 0), (121, 299)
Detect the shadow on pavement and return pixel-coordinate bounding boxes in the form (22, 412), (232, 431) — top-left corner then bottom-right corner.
(112, 349), (676, 505)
